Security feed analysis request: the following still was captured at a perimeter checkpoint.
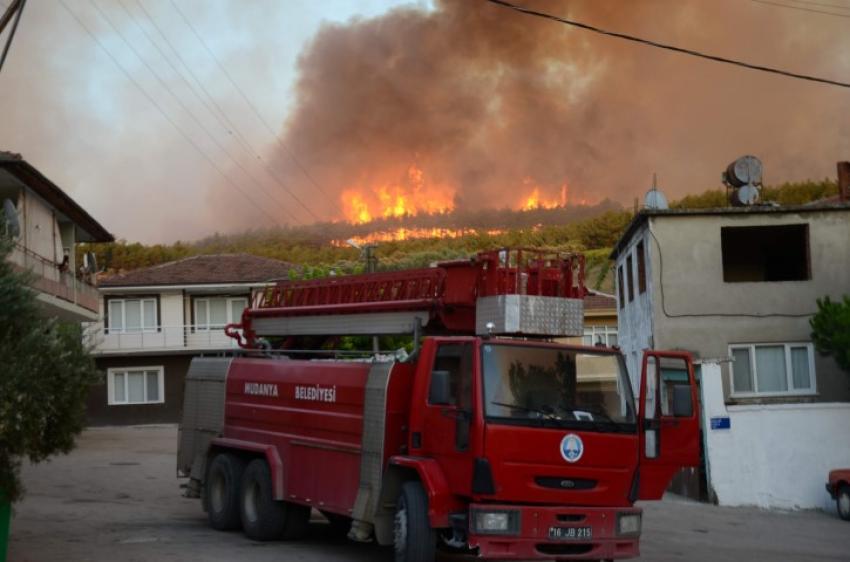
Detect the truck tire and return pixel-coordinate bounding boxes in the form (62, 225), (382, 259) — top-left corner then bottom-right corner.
(394, 481), (436, 562)
(838, 484), (850, 521)
(240, 459), (287, 541)
(203, 453), (246, 531)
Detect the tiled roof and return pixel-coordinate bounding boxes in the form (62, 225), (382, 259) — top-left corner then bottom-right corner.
(99, 254), (294, 287)
(584, 291), (616, 310)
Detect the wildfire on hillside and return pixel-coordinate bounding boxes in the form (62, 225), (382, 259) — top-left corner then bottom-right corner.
(340, 165), (455, 224)
(520, 181), (568, 211)
(333, 226), (506, 246)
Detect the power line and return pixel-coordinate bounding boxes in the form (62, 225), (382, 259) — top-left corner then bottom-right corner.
(131, 0), (324, 224)
(111, 0), (305, 226)
(750, 0), (850, 18)
(762, 0), (850, 10)
(166, 0), (347, 219)
(57, 0), (284, 228)
(485, 0), (850, 89)
(87, 0), (302, 226)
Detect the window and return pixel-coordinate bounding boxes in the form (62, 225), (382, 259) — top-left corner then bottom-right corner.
(582, 326), (618, 347)
(636, 240), (646, 294)
(429, 343), (473, 409)
(195, 297), (248, 331)
(626, 255), (635, 302)
(721, 224), (810, 282)
(617, 266), (625, 309)
(729, 343), (816, 397)
(108, 367), (164, 405)
(107, 298), (157, 333)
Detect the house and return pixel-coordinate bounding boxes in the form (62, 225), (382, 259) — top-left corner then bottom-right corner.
(0, 151), (113, 321)
(611, 193), (850, 510)
(84, 253), (293, 426)
(559, 289), (618, 347)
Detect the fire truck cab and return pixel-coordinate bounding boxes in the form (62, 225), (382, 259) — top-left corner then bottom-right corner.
(177, 249), (700, 561)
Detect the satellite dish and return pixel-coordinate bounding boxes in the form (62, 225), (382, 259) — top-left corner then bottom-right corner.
(3, 199), (20, 237)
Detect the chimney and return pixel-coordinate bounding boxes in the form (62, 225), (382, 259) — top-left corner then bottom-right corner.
(839, 161), (850, 202)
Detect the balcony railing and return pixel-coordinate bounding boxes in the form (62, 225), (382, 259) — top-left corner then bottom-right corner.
(8, 243), (100, 313)
(83, 323), (241, 354)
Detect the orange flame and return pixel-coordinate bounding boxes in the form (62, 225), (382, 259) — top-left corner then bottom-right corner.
(341, 165), (455, 224)
(519, 179), (567, 211)
(334, 226), (505, 246)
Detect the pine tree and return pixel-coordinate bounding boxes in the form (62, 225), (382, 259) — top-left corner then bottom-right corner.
(0, 234), (100, 502)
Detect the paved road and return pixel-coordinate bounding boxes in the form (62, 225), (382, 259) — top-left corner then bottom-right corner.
(7, 426), (850, 561)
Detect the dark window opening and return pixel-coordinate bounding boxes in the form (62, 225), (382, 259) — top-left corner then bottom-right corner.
(636, 240), (647, 294)
(721, 224), (810, 282)
(617, 266), (625, 309)
(626, 255), (635, 302)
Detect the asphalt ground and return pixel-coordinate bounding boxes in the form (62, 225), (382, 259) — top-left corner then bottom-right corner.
(7, 425), (850, 562)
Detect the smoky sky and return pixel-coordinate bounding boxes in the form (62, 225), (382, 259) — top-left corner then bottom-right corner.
(1, 1), (849, 243)
(270, 0), (850, 221)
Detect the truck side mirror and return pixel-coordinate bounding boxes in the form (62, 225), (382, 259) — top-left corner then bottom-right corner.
(671, 384), (693, 417)
(429, 370), (452, 405)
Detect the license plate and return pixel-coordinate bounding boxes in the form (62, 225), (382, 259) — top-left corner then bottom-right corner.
(548, 526), (593, 540)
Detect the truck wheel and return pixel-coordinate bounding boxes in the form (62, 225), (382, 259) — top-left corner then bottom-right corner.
(838, 485), (850, 521)
(394, 481), (436, 562)
(240, 459), (287, 541)
(203, 453), (246, 531)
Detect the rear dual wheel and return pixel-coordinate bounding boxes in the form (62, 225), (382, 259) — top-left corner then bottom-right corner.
(203, 453), (245, 531)
(240, 458), (311, 541)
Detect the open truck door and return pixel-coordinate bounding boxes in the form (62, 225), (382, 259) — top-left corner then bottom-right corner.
(637, 351), (700, 500)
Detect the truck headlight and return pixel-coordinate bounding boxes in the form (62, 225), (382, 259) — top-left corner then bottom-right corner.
(471, 510), (521, 535)
(617, 512), (641, 536)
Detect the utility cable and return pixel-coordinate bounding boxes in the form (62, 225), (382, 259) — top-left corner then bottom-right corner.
(646, 225), (815, 319)
(130, 0), (323, 224)
(750, 0), (850, 18)
(88, 0), (302, 225)
(58, 0), (283, 228)
(167, 0), (347, 219)
(485, 0), (850, 89)
(0, 0), (25, 75)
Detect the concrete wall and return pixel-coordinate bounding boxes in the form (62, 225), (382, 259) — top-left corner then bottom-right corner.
(700, 361), (850, 510)
(647, 210), (850, 403)
(615, 224), (655, 391)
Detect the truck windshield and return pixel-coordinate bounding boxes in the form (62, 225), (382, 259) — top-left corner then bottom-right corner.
(481, 343), (636, 433)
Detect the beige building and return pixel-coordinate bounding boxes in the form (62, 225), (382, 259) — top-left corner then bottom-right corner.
(611, 201), (850, 510)
(0, 151), (113, 321)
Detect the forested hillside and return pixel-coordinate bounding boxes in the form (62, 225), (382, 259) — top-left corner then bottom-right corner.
(82, 179), (838, 293)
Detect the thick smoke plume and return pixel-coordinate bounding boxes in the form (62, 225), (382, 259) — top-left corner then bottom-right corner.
(273, 0), (850, 222)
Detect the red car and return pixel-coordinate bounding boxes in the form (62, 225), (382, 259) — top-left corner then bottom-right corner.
(826, 469), (850, 521)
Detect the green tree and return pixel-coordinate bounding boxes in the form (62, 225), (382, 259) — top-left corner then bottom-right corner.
(809, 295), (850, 376)
(0, 236), (100, 503)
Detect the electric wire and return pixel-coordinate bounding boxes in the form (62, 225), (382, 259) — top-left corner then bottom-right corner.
(485, 0), (850, 89)
(166, 0), (347, 219)
(647, 226), (815, 319)
(131, 0), (324, 224)
(750, 0), (850, 18)
(87, 0), (302, 226)
(113, 0), (306, 226)
(57, 0), (283, 228)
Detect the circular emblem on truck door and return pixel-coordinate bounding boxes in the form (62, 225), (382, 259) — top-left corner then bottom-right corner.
(560, 434), (584, 463)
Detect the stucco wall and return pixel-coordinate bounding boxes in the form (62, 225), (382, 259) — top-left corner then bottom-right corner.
(647, 211), (850, 402)
(615, 224), (655, 391)
(700, 361), (850, 510)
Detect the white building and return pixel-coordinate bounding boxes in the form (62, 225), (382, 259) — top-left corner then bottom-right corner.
(83, 254), (293, 425)
(611, 200), (850, 511)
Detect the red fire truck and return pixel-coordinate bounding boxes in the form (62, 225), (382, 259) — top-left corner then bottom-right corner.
(177, 249), (700, 561)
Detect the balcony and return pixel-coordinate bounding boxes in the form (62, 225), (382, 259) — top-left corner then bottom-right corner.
(8, 243), (100, 320)
(83, 324), (241, 355)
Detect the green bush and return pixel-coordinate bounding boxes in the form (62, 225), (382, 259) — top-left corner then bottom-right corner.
(810, 295), (850, 377)
(0, 236), (101, 502)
